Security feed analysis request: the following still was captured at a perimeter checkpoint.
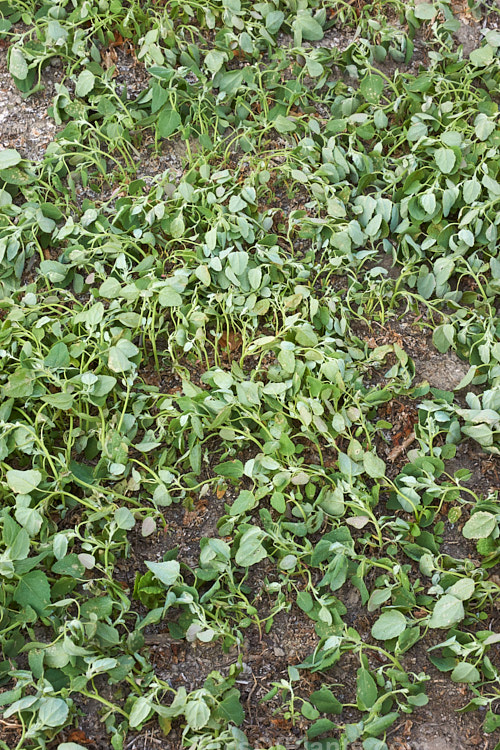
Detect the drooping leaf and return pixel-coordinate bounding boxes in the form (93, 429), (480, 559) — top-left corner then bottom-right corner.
(38, 697), (69, 728)
(371, 610), (407, 640)
(428, 594), (464, 628)
(0, 149), (22, 169)
(129, 697), (153, 728)
(356, 667), (378, 710)
(157, 108), (182, 138)
(9, 48), (28, 79)
(185, 698), (210, 730)
(235, 526), (268, 567)
(462, 512), (497, 539)
(75, 70), (95, 97)
(434, 148), (456, 174)
(310, 687), (343, 714)
(145, 560), (180, 587)
(6, 469), (42, 494)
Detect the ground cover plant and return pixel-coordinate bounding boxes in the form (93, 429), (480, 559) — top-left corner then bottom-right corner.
(0, 0), (499, 748)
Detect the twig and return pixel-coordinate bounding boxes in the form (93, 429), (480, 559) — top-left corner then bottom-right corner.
(388, 431), (416, 461)
(0, 719), (21, 729)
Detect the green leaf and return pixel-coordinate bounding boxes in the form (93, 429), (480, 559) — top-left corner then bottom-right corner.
(38, 697), (69, 728)
(414, 3), (437, 20)
(235, 526), (268, 567)
(434, 148), (456, 174)
(14, 570), (51, 615)
(397, 626), (421, 654)
(417, 272), (436, 299)
(157, 108), (181, 138)
(9, 527), (30, 561)
(356, 667), (378, 710)
(432, 324), (455, 353)
(195, 265), (211, 286)
(458, 228), (474, 247)
(274, 114), (296, 133)
(463, 179), (481, 203)
(15, 505), (43, 536)
(367, 588), (392, 612)
(364, 712), (399, 738)
(462, 511), (497, 539)
(428, 594), (464, 628)
(484, 710), (500, 733)
(442, 186), (458, 217)
(301, 701), (320, 720)
(446, 578), (475, 601)
(322, 553), (348, 591)
(214, 689), (245, 726)
(108, 346), (132, 373)
(115, 507), (136, 530)
(93, 375), (117, 397)
(52, 553), (86, 578)
(205, 50), (227, 75)
(297, 591), (313, 613)
(293, 11), (324, 43)
(421, 192), (436, 215)
(307, 718), (336, 739)
(363, 451), (386, 478)
(271, 491), (286, 513)
(214, 460), (244, 478)
(44, 342), (70, 369)
(107, 340), (139, 373)
(228, 196), (247, 214)
(371, 610), (406, 640)
(6, 469), (42, 494)
(310, 687), (343, 714)
(170, 214), (185, 238)
(361, 741), (386, 750)
(450, 662), (480, 683)
(129, 697), (152, 728)
(374, 109), (388, 129)
(38, 698), (69, 727)
(279, 554), (297, 571)
(0, 166), (34, 185)
(158, 287), (182, 306)
(145, 560), (180, 587)
(81, 596), (113, 620)
(306, 58), (324, 77)
(407, 693), (428, 707)
(360, 74), (384, 103)
(151, 82), (169, 113)
(469, 44), (494, 67)
(474, 114), (495, 141)
(75, 70), (95, 97)
(229, 490), (256, 516)
(265, 10), (284, 34)
(0, 149), (22, 169)
(407, 122), (427, 142)
(454, 366), (476, 391)
(9, 48), (28, 80)
(185, 698), (210, 730)
(99, 277), (122, 298)
(228, 250), (248, 274)
(42, 392), (75, 410)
